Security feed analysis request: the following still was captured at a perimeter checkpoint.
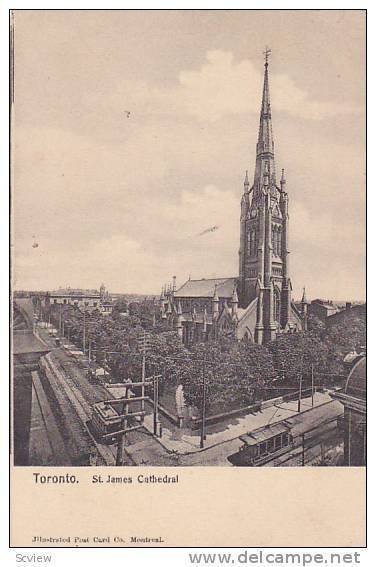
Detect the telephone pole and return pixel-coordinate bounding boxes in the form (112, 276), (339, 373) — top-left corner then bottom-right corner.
(83, 308), (86, 354)
(116, 387), (130, 466)
(311, 363), (314, 407)
(298, 360), (303, 413)
(153, 373), (160, 436)
(141, 330), (146, 422)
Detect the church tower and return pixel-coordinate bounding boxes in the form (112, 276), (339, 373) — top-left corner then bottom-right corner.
(239, 49), (291, 343)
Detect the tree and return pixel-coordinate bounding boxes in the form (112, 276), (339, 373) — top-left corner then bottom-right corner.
(307, 313), (325, 337)
(140, 331), (188, 392)
(180, 338), (275, 414)
(267, 331), (341, 389)
(325, 316), (366, 355)
(111, 297), (129, 317)
(138, 299), (159, 330)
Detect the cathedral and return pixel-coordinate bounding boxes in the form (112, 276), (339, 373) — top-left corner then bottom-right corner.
(160, 53), (303, 345)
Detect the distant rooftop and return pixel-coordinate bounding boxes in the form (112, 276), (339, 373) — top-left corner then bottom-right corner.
(49, 288), (100, 296)
(311, 299), (338, 308)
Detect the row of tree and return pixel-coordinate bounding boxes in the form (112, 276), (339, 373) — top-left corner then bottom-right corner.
(38, 299), (366, 415)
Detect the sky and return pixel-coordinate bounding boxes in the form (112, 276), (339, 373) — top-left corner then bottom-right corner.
(12, 10), (366, 301)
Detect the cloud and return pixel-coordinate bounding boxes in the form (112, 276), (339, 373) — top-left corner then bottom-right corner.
(174, 50), (359, 121)
(80, 50), (360, 125)
(289, 200), (365, 255)
(13, 120), (239, 292)
(12, 48), (364, 299)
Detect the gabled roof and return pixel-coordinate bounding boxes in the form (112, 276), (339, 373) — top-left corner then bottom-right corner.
(291, 302), (303, 320)
(237, 297), (258, 322)
(175, 277), (237, 299)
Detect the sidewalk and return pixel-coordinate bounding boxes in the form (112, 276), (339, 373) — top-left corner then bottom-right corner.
(142, 392), (334, 456)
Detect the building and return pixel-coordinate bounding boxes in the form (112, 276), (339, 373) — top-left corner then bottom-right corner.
(331, 355), (366, 466)
(307, 298), (366, 328)
(160, 53), (302, 345)
(308, 299), (339, 323)
(325, 302), (366, 328)
(44, 283), (113, 315)
(12, 299), (51, 464)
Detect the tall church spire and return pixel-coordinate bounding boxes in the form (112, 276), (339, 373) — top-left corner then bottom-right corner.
(253, 47), (276, 194)
(257, 49), (273, 156)
(239, 49), (294, 342)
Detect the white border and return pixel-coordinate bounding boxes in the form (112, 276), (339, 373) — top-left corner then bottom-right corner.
(1, 2), (372, 565)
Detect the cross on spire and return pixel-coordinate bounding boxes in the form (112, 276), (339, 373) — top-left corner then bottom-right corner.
(263, 46), (271, 66)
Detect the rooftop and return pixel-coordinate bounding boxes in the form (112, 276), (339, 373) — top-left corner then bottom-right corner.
(13, 298), (35, 328)
(284, 400), (343, 436)
(13, 332), (50, 356)
(175, 277), (237, 299)
(345, 356), (366, 400)
(311, 299), (338, 310)
(49, 288), (100, 297)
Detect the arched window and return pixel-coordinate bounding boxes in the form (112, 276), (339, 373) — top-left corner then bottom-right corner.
(272, 226), (277, 256)
(242, 328), (254, 342)
(275, 228), (278, 256)
(273, 287), (281, 324)
(249, 230), (257, 257)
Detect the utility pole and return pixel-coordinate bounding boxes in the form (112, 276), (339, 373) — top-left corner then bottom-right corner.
(311, 363), (314, 407)
(200, 356), (206, 449)
(301, 432), (305, 466)
(298, 361), (303, 413)
(83, 308), (86, 354)
(116, 387), (130, 466)
(153, 373), (160, 436)
(141, 330), (146, 422)
(88, 339), (92, 363)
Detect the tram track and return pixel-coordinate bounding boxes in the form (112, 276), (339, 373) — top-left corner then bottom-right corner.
(43, 354), (123, 465)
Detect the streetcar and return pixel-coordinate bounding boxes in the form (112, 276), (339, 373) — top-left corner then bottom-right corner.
(229, 422), (293, 466)
(90, 401), (122, 444)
